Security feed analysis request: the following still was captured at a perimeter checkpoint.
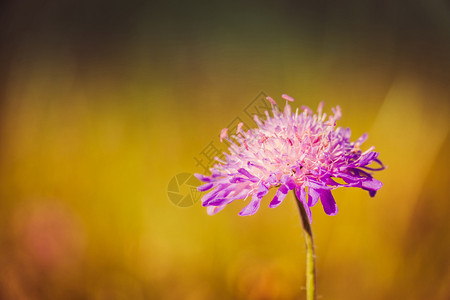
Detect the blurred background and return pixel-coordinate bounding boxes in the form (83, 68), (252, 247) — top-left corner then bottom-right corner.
(0, 0), (449, 299)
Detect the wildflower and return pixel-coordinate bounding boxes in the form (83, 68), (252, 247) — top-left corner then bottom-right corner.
(195, 95), (384, 222)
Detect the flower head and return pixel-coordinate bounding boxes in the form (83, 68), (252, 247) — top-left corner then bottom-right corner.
(195, 95), (385, 222)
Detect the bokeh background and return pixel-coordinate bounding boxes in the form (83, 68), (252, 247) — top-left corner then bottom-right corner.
(1, 1), (449, 299)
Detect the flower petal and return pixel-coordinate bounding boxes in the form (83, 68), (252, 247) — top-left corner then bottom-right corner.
(239, 194), (262, 216)
(198, 182), (214, 192)
(268, 184), (289, 208)
(356, 133), (368, 144)
(361, 178), (383, 197)
(237, 168), (259, 182)
(194, 173), (211, 182)
(305, 180), (332, 190)
(308, 188), (320, 206)
(368, 190), (377, 197)
(327, 177), (360, 188)
(295, 186), (312, 223)
(237, 182), (269, 216)
(285, 177), (296, 190)
(358, 151), (379, 167)
(256, 183), (269, 199)
(269, 176), (297, 208)
(201, 190), (220, 205)
(361, 178), (383, 190)
(207, 205), (226, 215)
(320, 190), (338, 216)
(229, 176), (249, 183)
(207, 197), (230, 206)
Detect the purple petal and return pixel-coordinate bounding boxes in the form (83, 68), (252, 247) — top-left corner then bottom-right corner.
(320, 190), (338, 216)
(256, 183), (269, 198)
(305, 181), (332, 190)
(265, 173), (278, 186)
(285, 177), (296, 190)
(295, 186), (312, 223)
(361, 178), (383, 197)
(237, 182), (269, 216)
(343, 128), (351, 139)
(360, 157), (385, 171)
(361, 178), (383, 190)
(239, 195), (262, 216)
(201, 190), (220, 205)
(207, 197), (231, 206)
(358, 152), (379, 167)
(247, 161), (268, 172)
(237, 168), (259, 182)
(201, 184), (230, 205)
(308, 188), (320, 206)
(268, 184), (289, 208)
(229, 177), (248, 183)
(198, 182), (214, 192)
(356, 133), (368, 144)
(337, 172), (363, 182)
(327, 177), (360, 188)
(207, 205), (226, 215)
(204, 184), (253, 206)
(194, 173), (211, 182)
(354, 168), (372, 178)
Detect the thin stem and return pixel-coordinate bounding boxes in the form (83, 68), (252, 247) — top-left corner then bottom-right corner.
(294, 191), (316, 300)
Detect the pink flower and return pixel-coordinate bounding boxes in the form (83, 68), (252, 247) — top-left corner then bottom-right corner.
(196, 95), (385, 222)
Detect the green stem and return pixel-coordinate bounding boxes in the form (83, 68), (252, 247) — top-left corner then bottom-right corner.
(294, 191), (316, 300)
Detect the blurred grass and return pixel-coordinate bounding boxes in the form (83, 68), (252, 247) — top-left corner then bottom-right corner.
(0, 1), (449, 299)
